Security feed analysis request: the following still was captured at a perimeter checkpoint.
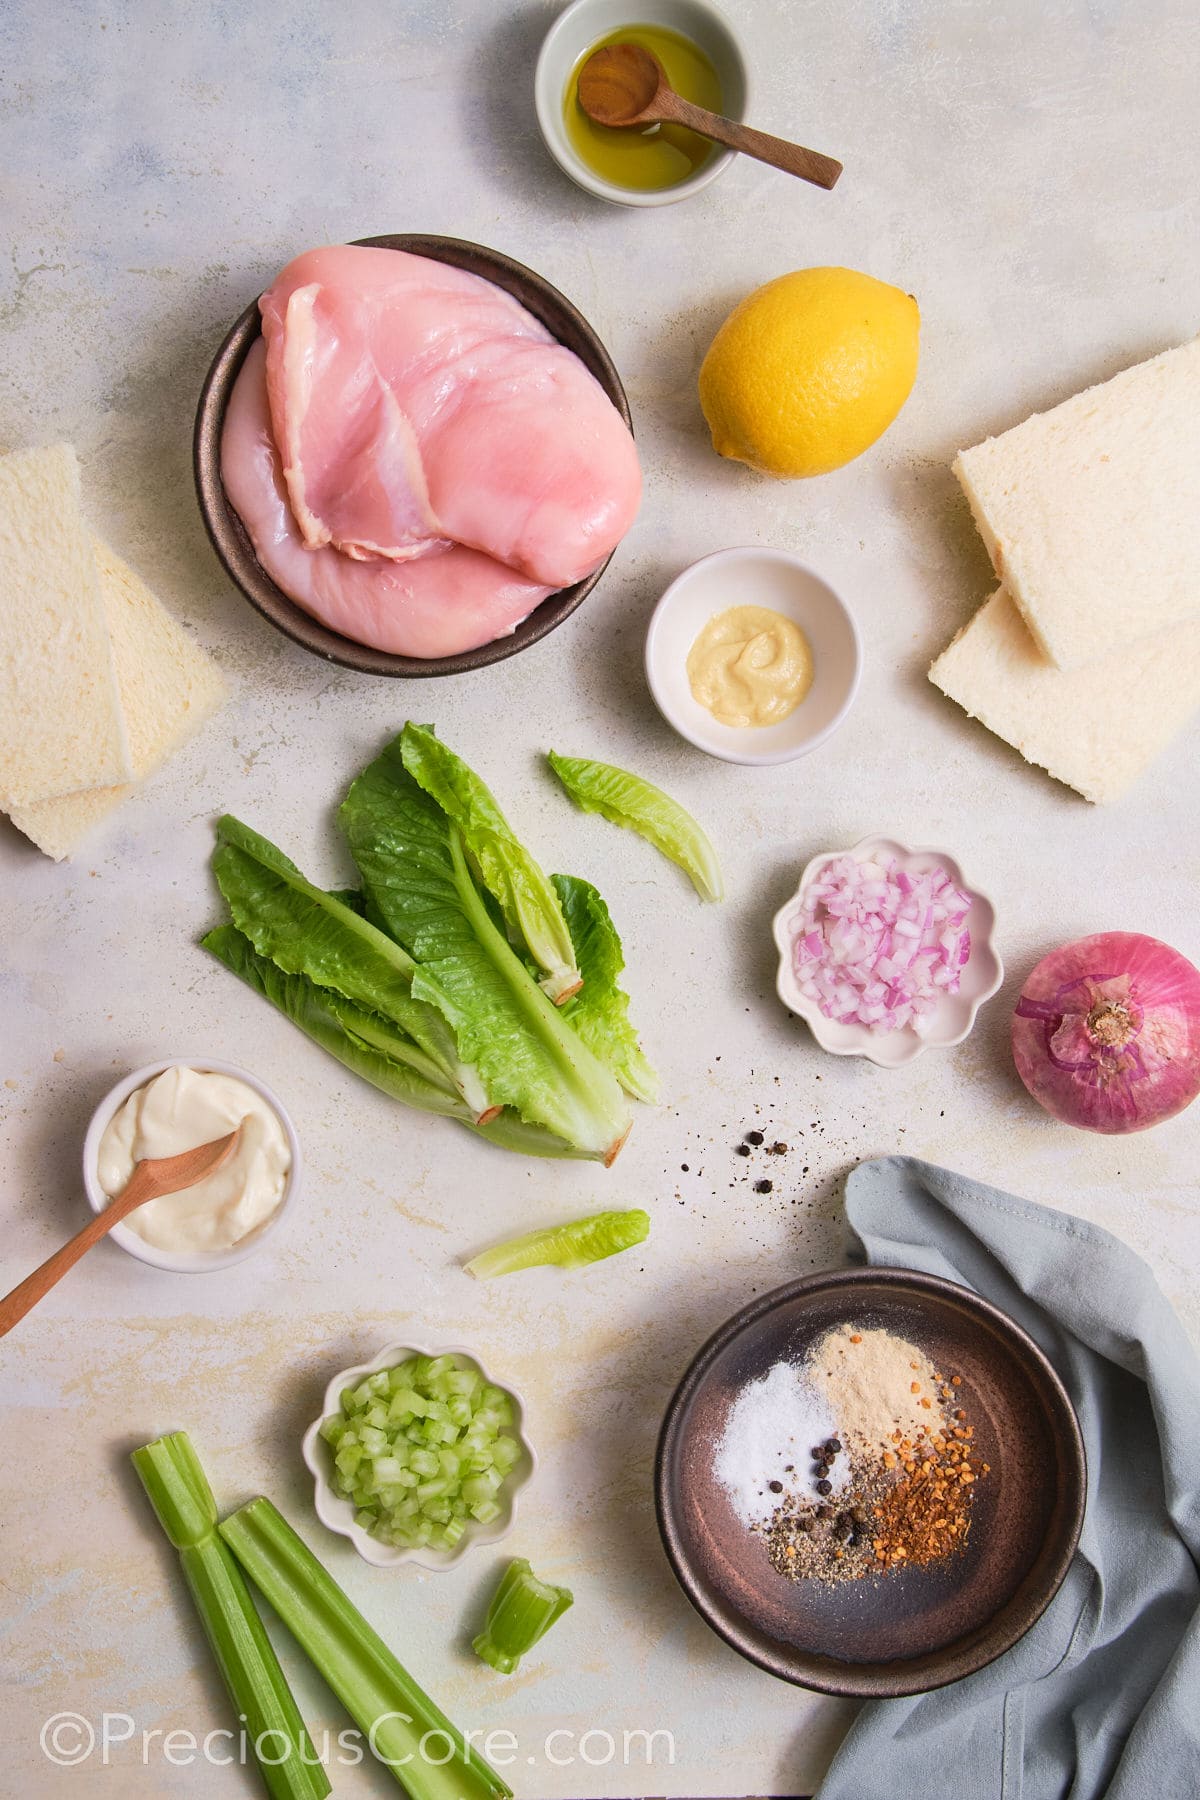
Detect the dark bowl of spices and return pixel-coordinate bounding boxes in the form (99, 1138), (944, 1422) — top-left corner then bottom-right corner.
(655, 1267), (1085, 1697)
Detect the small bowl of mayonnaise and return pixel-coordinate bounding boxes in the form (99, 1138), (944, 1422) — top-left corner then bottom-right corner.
(83, 1058), (301, 1272)
(645, 547), (862, 765)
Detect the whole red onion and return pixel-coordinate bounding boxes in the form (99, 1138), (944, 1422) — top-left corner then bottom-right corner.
(1012, 932), (1200, 1134)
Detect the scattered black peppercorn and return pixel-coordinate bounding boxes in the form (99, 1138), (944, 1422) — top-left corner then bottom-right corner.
(745, 1129), (764, 1146)
(815, 1462), (829, 1480)
(754, 1179), (773, 1194)
(824, 1438), (842, 1457)
(768, 1141), (788, 1155)
(816, 1478), (832, 1496)
(680, 1163), (689, 1172)
(768, 1479), (783, 1493)
(734, 1143), (751, 1157)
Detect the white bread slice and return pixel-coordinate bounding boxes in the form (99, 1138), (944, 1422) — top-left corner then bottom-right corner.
(0, 444), (131, 806)
(929, 588), (1200, 804)
(953, 337), (1200, 670)
(8, 541), (227, 859)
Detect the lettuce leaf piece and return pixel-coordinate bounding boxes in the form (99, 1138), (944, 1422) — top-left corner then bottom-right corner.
(546, 753), (724, 904)
(401, 723), (581, 1003)
(202, 925), (584, 1160)
(212, 815), (493, 1121)
(464, 1208), (650, 1279)
(202, 925), (465, 1114)
(553, 875), (658, 1103)
(340, 737), (630, 1164)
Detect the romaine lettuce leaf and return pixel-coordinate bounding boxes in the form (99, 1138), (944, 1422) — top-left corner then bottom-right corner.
(202, 925), (587, 1160)
(547, 753), (724, 903)
(553, 874), (658, 1103)
(212, 815), (492, 1121)
(340, 737), (630, 1163)
(202, 924), (466, 1115)
(465, 1208), (650, 1278)
(401, 724), (581, 1003)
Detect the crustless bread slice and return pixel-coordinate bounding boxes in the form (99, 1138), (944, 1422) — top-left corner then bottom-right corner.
(953, 337), (1200, 670)
(8, 541), (227, 859)
(929, 588), (1200, 804)
(0, 444), (131, 806)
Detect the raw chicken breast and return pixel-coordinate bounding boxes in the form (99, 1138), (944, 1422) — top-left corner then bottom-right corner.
(260, 245), (641, 588)
(221, 343), (553, 659)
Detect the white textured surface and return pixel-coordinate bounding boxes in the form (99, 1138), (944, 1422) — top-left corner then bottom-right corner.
(2, 2), (1199, 1796)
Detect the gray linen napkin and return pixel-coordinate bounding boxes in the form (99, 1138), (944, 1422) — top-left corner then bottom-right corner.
(814, 1156), (1200, 1800)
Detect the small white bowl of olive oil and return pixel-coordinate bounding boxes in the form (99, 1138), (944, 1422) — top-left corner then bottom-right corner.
(535, 0), (750, 207)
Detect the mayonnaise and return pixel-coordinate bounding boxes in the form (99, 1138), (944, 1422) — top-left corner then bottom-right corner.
(687, 604), (814, 728)
(97, 1066), (290, 1254)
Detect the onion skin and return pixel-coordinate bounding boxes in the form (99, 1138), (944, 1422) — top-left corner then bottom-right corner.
(1012, 932), (1200, 1134)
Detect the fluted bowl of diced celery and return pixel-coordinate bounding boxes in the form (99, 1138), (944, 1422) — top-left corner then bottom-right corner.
(303, 1343), (535, 1568)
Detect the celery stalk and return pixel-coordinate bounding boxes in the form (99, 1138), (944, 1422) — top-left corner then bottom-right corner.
(130, 1434), (329, 1800)
(464, 1208), (650, 1279)
(472, 1558), (573, 1674)
(220, 1498), (512, 1800)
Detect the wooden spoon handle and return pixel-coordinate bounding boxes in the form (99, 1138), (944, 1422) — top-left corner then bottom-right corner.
(663, 94), (842, 190)
(0, 1204), (133, 1338)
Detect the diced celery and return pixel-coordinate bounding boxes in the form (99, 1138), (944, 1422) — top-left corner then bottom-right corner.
(317, 1352), (524, 1555)
(469, 1499), (501, 1524)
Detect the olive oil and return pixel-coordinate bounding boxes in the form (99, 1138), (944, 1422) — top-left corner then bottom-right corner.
(564, 25), (724, 191)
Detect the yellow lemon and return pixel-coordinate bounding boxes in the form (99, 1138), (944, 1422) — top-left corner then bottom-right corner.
(698, 267), (920, 478)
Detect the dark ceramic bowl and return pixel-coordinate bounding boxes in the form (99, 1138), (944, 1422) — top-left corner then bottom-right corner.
(656, 1267), (1085, 1697)
(193, 234), (633, 677)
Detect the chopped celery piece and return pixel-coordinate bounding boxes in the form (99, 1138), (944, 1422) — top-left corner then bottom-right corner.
(131, 1434), (329, 1800)
(320, 1352), (524, 1551)
(472, 1558), (574, 1676)
(547, 751), (723, 903)
(465, 1207), (651, 1279)
(220, 1499), (511, 1800)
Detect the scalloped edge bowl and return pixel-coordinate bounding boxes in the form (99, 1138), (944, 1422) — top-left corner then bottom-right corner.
(772, 836), (1004, 1068)
(302, 1340), (536, 1570)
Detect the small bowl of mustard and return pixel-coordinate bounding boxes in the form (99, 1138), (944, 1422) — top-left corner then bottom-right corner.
(535, 0), (749, 207)
(645, 547), (862, 765)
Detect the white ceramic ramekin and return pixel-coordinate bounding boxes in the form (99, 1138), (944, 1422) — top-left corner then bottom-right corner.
(534, 0), (749, 207)
(302, 1340), (536, 1571)
(645, 547), (862, 765)
(82, 1056), (302, 1272)
(772, 837), (1004, 1068)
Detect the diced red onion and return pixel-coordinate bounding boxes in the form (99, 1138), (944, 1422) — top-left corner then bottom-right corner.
(791, 854), (972, 1035)
(1012, 932), (1200, 1134)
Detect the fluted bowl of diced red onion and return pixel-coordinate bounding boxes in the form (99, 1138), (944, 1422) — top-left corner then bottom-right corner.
(772, 837), (1003, 1067)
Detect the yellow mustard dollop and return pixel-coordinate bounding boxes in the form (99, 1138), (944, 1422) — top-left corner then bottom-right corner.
(686, 604), (814, 728)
